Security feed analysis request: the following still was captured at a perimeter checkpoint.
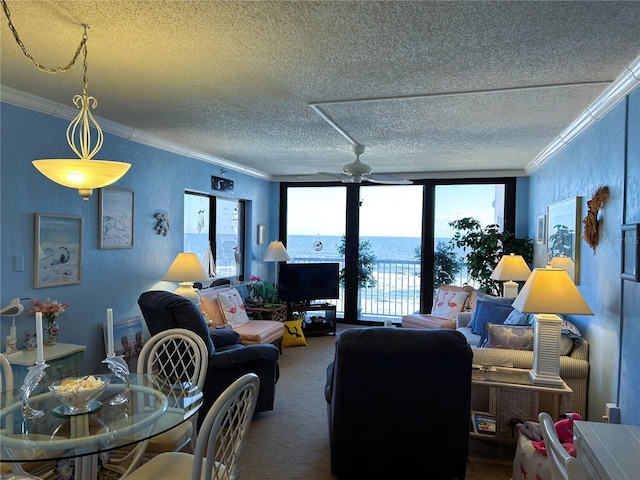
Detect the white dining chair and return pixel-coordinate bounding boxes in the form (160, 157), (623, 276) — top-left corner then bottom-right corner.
(104, 328), (208, 477)
(539, 412), (588, 480)
(123, 372), (260, 480)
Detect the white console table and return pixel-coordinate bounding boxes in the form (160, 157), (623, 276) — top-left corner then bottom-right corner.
(574, 421), (640, 480)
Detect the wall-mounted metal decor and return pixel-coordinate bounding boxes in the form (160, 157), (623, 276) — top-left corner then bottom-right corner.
(211, 176), (234, 192)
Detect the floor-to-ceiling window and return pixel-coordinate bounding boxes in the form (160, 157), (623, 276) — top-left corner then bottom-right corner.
(184, 192), (246, 283)
(280, 178), (515, 323)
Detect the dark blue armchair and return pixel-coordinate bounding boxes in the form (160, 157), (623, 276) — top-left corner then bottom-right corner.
(138, 291), (279, 423)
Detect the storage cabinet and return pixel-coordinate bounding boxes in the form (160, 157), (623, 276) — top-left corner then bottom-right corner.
(5, 343), (86, 393)
(288, 303), (337, 336)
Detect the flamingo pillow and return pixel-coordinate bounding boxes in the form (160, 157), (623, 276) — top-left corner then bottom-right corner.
(430, 288), (469, 320)
(217, 288), (250, 328)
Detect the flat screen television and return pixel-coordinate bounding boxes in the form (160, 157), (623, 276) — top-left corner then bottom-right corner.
(278, 262), (340, 303)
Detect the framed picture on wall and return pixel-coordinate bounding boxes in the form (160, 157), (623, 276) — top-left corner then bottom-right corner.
(99, 187), (134, 249)
(34, 213), (82, 288)
(621, 224), (640, 282)
(257, 224), (266, 245)
(536, 215), (546, 244)
(547, 196), (581, 284)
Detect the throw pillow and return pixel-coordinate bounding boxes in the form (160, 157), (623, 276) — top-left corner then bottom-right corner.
(470, 293), (516, 337)
(430, 289), (469, 319)
(503, 309), (529, 325)
(200, 290), (227, 327)
(217, 288), (250, 328)
(282, 319), (307, 347)
(483, 323), (534, 350)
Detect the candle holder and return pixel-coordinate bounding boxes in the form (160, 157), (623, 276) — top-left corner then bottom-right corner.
(102, 354), (130, 405)
(20, 361), (48, 419)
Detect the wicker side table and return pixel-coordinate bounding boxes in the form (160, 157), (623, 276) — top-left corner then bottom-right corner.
(471, 367), (573, 441)
(245, 304), (288, 322)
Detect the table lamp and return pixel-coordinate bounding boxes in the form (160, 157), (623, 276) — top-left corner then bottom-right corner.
(163, 253), (209, 305)
(549, 255), (575, 282)
(490, 254), (532, 298)
(263, 240), (290, 285)
(512, 267), (593, 386)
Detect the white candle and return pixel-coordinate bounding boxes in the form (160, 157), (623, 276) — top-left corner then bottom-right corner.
(35, 312), (44, 363)
(107, 308), (115, 356)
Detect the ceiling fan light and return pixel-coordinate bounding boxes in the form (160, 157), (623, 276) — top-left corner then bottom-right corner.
(33, 159), (131, 200)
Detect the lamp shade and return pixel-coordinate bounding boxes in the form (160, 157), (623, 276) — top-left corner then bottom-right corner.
(262, 241), (291, 262)
(512, 267), (593, 315)
(490, 254), (532, 281)
(33, 159), (131, 200)
(163, 253), (209, 282)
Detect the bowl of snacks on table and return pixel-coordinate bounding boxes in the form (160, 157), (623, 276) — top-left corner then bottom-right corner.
(49, 375), (110, 415)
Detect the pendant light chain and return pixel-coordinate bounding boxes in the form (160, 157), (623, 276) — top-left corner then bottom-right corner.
(3, 0), (131, 200)
(1, 0), (87, 74)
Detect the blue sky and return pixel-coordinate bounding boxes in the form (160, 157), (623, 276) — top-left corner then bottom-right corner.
(287, 184), (501, 238)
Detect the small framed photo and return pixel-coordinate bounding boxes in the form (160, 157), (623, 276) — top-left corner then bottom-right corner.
(471, 411), (497, 435)
(99, 187), (134, 249)
(621, 224), (640, 282)
(103, 316), (149, 372)
(536, 215), (546, 245)
(257, 224), (266, 245)
(34, 213), (82, 288)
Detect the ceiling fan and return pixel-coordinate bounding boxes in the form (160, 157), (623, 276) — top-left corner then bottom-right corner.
(316, 145), (413, 185)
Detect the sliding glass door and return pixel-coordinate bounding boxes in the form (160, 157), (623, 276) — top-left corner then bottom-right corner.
(280, 178), (515, 323)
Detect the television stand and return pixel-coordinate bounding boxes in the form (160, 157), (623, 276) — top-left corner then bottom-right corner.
(287, 302), (337, 336)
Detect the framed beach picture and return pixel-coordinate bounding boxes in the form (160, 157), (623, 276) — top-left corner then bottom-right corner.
(99, 187), (134, 249)
(103, 316), (149, 373)
(34, 213), (82, 288)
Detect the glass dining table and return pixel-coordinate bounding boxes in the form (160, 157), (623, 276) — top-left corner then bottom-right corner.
(0, 373), (203, 480)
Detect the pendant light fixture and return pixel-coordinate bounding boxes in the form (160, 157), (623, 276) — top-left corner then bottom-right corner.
(2, 2), (130, 200)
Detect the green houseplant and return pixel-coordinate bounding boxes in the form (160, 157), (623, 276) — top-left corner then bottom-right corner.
(448, 217), (533, 296)
(336, 236), (377, 289)
(413, 242), (463, 292)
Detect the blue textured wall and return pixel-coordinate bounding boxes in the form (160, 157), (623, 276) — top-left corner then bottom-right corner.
(1, 103), (271, 373)
(529, 93), (639, 424)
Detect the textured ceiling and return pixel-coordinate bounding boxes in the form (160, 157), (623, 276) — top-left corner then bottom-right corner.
(2, 1), (640, 182)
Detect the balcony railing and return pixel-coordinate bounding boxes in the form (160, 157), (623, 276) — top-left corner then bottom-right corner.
(292, 257), (422, 320)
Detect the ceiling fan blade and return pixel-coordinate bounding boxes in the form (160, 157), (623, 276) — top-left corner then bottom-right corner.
(366, 173), (413, 185)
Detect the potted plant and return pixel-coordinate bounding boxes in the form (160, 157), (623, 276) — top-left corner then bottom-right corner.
(336, 236), (377, 290)
(413, 242), (463, 293)
(448, 217), (533, 296)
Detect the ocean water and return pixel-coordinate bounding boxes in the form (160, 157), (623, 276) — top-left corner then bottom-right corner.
(185, 233), (461, 264)
(288, 235), (422, 262)
(286, 235), (460, 262)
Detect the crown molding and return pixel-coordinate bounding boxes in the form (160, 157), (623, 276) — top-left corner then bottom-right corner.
(0, 85), (273, 182)
(526, 52), (640, 175)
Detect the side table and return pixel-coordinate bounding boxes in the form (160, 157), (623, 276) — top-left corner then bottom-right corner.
(4, 343), (86, 393)
(471, 367), (573, 441)
(245, 303), (288, 322)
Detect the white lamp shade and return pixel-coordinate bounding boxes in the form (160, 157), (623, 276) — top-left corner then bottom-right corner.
(490, 254), (532, 281)
(163, 253), (209, 282)
(33, 159), (131, 199)
(263, 241), (291, 262)
(512, 267), (593, 315)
